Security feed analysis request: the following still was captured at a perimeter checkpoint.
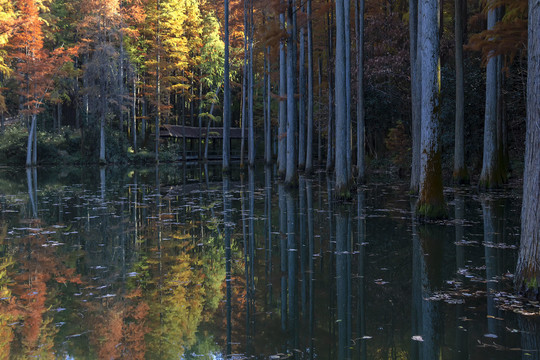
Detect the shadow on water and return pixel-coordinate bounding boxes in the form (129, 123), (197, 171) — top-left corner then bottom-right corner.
(0, 164), (537, 359)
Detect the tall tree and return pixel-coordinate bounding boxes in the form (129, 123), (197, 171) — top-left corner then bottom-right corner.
(247, 0), (255, 167)
(285, 0), (297, 185)
(479, 0), (505, 189)
(356, 0), (365, 182)
(453, 0), (468, 183)
(223, 0), (231, 171)
(515, 0), (540, 299)
(417, 0), (446, 218)
(305, 0), (314, 174)
(298, 3), (306, 171)
(278, 1), (287, 177)
(409, 0), (421, 193)
(334, 0), (349, 196)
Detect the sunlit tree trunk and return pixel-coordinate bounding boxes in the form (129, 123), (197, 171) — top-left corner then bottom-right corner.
(479, 0), (504, 189)
(223, 0), (231, 171)
(278, 4), (287, 177)
(356, 0), (365, 183)
(417, 0), (446, 219)
(453, 0), (468, 184)
(515, 0), (540, 298)
(285, 0), (297, 186)
(305, 0), (314, 174)
(410, 0), (421, 193)
(334, 0), (349, 197)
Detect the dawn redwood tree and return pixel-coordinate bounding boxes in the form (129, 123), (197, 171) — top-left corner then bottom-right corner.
(9, 0), (74, 166)
(278, 1), (287, 177)
(305, 0), (314, 174)
(453, 0), (468, 183)
(515, 0), (540, 299)
(285, 0), (297, 186)
(417, 0), (446, 218)
(409, 0), (420, 193)
(334, 0), (349, 196)
(479, 0), (505, 189)
(223, 0), (231, 171)
(298, 3), (306, 171)
(356, 0), (365, 183)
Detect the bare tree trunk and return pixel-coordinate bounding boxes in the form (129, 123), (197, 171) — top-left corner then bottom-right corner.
(335, 0), (349, 196)
(417, 0), (446, 219)
(453, 0), (468, 184)
(326, 7), (334, 173)
(410, 0), (421, 193)
(26, 114), (36, 167)
(344, 0), (352, 182)
(223, 0), (231, 171)
(133, 74), (137, 152)
(265, 45), (272, 165)
(305, 0), (314, 174)
(515, 0), (540, 298)
(240, 0), (248, 168)
(356, 0), (366, 183)
(248, 0), (255, 167)
(278, 5), (287, 177)
(155, 0), (161, 164)
(298, 5), (306, 171)
(285, 0), (297, 185)
(479, 0), (504, 189)
(100, 80), (106, 164)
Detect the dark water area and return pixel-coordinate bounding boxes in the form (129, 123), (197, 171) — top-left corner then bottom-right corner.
(0, 164), (538, 359)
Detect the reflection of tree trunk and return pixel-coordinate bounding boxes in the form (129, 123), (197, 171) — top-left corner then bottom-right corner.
(26, 168), (37, 218)
(223, 175), (232, 357)
(482, 198), (499, 336)
(413, 219), (444, 359)
(299, 177), (307, 315)
(336, 210), (350, 360)
(279, 184), (288, 331)
(285, 188), (297, 348)
(357, 190), (367, 358)
(454, 193), (468, 359)
(265, 166), (273, 307)
(519, 316), (540, 360)
(307, 179), (315, 358)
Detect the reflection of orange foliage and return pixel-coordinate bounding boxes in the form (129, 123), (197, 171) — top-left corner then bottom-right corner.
(87, 288), (149, 360)
(7, 230), (84, 357)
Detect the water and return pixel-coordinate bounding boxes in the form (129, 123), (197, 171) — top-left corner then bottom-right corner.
(0, 165), (538, 359)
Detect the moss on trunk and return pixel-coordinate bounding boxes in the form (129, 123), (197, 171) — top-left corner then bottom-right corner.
(417, 148), (447, 220)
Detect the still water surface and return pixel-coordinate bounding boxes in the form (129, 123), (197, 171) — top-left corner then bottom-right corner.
(0, 164), (538, 359)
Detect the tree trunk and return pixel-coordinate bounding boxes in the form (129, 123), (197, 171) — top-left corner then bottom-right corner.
(100, 80), (106, 164)
(335, 0), (349, 197)
(285, 0), (297, 185)
(344, 0), (352, 181)
(356, 0), (365, 183)
(133, 75), (137, 152)
(278, 5), (287, 177)
(410, 0), (421, 193)
(298, 6), (306, 171)
(248, 0), (255, 167)
(479, 0), (504, 189)
(305, 0), (314, 174)
(265, 45), (272, 165)
(57, 103), (62, 132)
(223, 0), (231, 171)
(453, 0), (468, 184)
(240, 0), (248, 168)
(417, 0), (446, 219)
(155, 0), (161, 164)
(26, 114), (36, 167)
(515, 0), (540, 299)
(326, 7), (334, 173)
